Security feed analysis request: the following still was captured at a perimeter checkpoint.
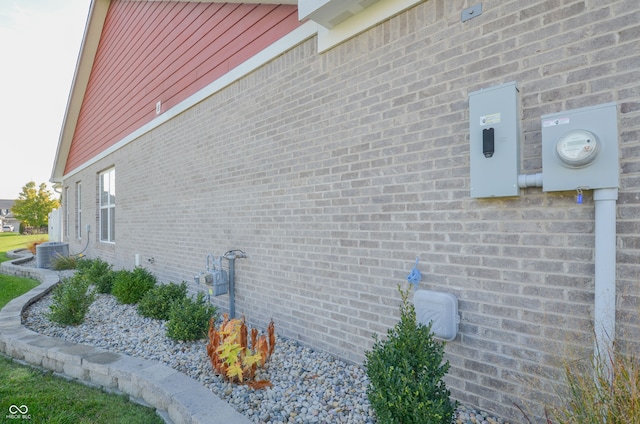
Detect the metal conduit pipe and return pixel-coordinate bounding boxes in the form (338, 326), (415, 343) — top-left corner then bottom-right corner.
(594, 188), (618, 357)
(517, 172), (543, 188)
(224, 250), (247, 319)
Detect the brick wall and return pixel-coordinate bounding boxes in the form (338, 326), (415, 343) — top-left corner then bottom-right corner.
(63, 0), (640, 421)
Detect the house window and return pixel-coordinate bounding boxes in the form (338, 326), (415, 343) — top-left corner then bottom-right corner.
(76, 182), (82, 239)
(99, 168), (115, 242)
(64, 186), (70, 239)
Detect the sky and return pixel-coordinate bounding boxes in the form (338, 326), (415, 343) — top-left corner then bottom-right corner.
(0, 0), (91, 199)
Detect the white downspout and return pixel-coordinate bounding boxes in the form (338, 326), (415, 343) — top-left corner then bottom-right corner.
(594, 188), (618, 355)
(519, 175), (618, 358)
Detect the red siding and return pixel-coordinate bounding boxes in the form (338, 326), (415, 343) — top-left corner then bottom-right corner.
(65, 1), (300, 174)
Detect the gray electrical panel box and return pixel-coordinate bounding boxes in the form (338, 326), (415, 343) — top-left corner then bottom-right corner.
(541, 103), (619, 192)
(469, 82), (521, 198)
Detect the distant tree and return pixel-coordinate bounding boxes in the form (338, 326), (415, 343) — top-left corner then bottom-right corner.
(11, 182), (60, 228)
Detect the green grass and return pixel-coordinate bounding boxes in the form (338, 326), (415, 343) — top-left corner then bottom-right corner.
(0, 355), (164, 423)
(0, 274), (39, 309)
(0, 232), (44, 308)
(0, 232), (48, 257)
(0, 233), (165, 424)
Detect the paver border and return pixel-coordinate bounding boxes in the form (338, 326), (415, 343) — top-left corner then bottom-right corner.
(0, 249), (251, 424)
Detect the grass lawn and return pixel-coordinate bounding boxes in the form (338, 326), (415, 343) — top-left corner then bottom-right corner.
(0, 356), (164, 423)
(0, 232), (48, 256)
(0, 233), (43, 308)
(0, 274), (39, 309)
(0, 233), (164, 423)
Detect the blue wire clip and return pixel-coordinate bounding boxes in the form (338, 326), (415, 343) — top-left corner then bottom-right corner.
(576, 188), (583, 204)
(407, 256), (422, 287)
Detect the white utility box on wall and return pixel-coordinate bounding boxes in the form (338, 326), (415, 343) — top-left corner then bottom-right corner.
(541, 103), (619, 192)
(469, 81), (522, 198)
(413, 290), (459, 341)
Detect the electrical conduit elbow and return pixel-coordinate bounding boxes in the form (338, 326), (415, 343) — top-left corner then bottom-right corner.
(517, 173), (543, 188)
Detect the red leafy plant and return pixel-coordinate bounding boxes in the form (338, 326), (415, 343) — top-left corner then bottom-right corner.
(206, 314), (275, 389)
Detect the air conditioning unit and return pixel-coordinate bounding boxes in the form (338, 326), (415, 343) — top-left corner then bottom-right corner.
(298, 0), (382, 28)
(36, 242), (69, 269)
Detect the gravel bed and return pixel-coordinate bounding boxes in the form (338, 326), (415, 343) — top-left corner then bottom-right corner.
(21, 288), (508, 424)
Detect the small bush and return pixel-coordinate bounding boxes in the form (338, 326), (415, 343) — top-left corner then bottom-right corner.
(138, 282), (188, 320)
(364, 284), (456, 424)
(50, 254), (80, 271)
(81, 257), (116, 294)
(112, 267), (156, 304)
(48, 274), (95, 326)
(75, 256), (95, 273)
(546, 344), (640, 424)
(166, 293), (217, 341)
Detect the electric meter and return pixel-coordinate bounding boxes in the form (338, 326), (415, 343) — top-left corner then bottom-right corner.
(556, 129), (599, 167)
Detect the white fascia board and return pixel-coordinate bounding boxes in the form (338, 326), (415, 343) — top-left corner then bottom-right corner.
(51, 0), (110, 184)
(61, 20), (319, 181)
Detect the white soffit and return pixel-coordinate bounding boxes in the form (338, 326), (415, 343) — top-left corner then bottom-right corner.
(299, 0), (382, 29)
(311, 0), (426, 52)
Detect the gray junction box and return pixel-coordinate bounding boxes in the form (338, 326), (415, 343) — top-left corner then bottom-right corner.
(469, 81), (522, 198)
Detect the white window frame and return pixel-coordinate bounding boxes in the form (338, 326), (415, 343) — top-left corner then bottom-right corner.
(76, 182), (82, 239)
(64, 186), (70, 239)
(99, 168), (115, 243)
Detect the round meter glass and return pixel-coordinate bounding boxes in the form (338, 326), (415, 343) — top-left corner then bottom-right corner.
(556, 129), (599, 167)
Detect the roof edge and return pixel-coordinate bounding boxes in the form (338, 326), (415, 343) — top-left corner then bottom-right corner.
(51, 0), (111, 184)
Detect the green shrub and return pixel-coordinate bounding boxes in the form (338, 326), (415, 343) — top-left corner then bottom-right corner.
(166, 292), (217, 341)
(364, 284), (456, 424)
(112, 267), (156, 304)
(75, 256), (94, 273)
(138, 282), (188, 320)
(48, 274), (95, 326)
(81, 257), (116, 294)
